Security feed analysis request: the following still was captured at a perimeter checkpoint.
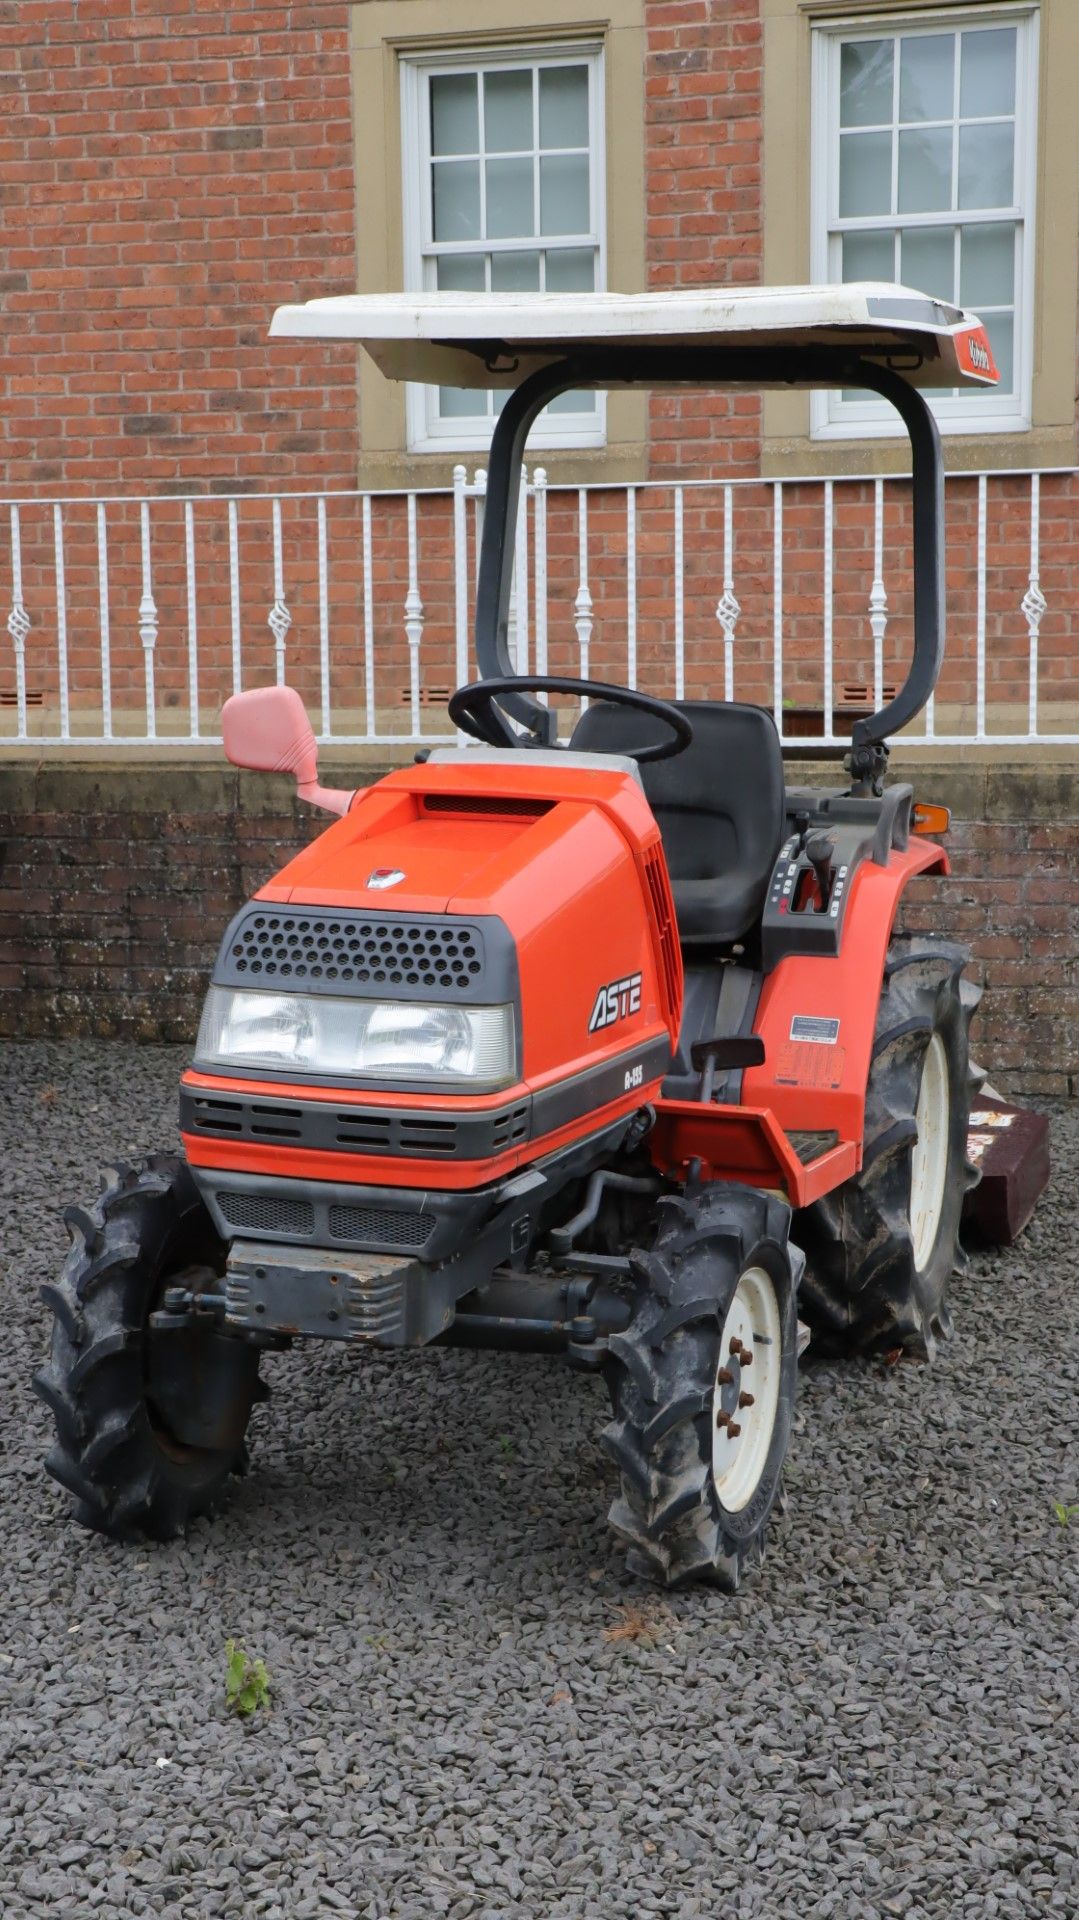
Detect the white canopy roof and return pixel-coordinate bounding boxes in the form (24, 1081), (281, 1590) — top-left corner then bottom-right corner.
(269, 283), (998, 390)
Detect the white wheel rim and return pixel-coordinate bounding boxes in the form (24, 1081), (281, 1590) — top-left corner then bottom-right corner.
(712, 1266), (782, 1514)
(910, 1031), (950, 1272)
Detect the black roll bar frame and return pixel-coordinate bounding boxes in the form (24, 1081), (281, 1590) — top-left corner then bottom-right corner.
(470, 347), (944, 790)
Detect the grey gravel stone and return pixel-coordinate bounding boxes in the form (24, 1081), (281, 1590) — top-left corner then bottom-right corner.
(2, 1039), (1077, 1918)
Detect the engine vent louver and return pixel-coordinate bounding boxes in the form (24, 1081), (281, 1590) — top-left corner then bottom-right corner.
(420, 794), (551, 820)
(642, 845), (682, 1019)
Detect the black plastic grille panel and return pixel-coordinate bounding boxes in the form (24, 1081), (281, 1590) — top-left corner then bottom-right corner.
(213, 1188), (435, 1253)
(216, 1190), (315, 1237)
(327, 1204), (436, 1250)
(182, 1090), (531, 1161)
(226, 911), (484, 989)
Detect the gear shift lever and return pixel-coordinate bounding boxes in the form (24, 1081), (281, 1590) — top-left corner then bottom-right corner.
(804, 831), (835, 913)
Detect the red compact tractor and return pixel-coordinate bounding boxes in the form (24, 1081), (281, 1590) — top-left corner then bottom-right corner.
(37, 286), (1000, 1587)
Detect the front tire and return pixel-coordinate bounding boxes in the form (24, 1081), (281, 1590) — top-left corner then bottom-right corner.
(34, 1154), (262, 1540)
(601, 1185), (802, 1590)
(798, 936), (981, 1359)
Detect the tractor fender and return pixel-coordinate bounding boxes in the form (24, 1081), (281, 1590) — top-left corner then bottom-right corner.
(741, 838), (949, 1160)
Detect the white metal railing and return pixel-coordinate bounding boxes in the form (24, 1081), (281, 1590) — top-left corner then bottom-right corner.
(2, 467), (1076, 750)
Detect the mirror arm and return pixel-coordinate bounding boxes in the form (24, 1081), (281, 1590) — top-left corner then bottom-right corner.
(293, 777), (358, 817)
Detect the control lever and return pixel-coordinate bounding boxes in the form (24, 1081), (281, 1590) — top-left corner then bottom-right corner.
(691, 1035), (766, 1103)
(804, 831), (835, 913)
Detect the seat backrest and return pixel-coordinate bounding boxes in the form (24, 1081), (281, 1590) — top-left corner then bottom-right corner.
(570, 699), (786, 941)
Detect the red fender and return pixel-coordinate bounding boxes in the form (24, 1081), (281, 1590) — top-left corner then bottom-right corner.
(650, 839), (948, 1203)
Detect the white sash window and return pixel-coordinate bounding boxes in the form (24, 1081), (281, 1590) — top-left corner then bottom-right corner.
(812, 9), (1038, 436)
(401, 46), (606, 452)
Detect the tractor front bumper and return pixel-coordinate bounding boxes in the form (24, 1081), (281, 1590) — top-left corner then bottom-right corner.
(223, 1240), (459, 1347)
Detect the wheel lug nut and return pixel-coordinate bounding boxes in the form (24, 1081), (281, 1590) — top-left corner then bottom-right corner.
(740, 1351), (753, 1368)
(729, 1337), (743, 1356)
(717, 1367), (733, 1385)
(716, 1410), (732, 1430)
(727, 1422), (742, 1439)
(739, 1391), (755, 1408)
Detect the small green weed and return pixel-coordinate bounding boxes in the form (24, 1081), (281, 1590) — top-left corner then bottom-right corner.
(225, 1640), (271, 1718)
(498, 1435), (515, 1456)
(1052, 1501), (1079, 1529)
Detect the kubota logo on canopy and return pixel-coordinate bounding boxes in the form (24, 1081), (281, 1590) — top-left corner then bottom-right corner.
(588, 972), (643, 1033)
(961, 331), (994, 376)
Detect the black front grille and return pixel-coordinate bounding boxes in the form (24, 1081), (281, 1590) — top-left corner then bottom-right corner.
(327, 1204), (436, 1250)
(216, 1190), (315, 1237)
(191, 1096), (303, 1140)
(183, 1090), (531, 1161)
(225, 911), (484, 990)
(213, 1186), (434, 1253)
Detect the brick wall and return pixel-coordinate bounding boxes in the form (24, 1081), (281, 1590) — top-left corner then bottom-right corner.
(645, 0), (763, 479)
(1, 757), (1075, 1098)
(0, 0), (357, 497)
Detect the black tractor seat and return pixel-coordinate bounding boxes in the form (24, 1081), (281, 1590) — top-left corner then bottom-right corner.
(570, 698), (786, 947)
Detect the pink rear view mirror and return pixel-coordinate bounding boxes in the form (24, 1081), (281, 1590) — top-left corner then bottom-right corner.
(221, 685), (356, 816)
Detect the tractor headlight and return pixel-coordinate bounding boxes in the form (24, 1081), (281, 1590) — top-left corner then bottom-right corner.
(195, 987), (516, 1089)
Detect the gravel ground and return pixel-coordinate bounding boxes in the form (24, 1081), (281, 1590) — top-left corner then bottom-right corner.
(2, 1039), (1076, 1920)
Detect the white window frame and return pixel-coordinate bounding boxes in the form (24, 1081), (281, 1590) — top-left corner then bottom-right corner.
(810, 5), (1039, 439)
(400, 43), (607, 455)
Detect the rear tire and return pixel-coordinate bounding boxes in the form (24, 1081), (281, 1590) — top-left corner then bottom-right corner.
(798, 936), (981, 1359)
(601, 1185), (802, 1590)
(34, 1154), (261, 1540)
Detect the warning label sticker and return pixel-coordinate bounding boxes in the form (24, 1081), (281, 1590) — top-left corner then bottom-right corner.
(790, 1015), (841, 1045)
(776, 1042), (846, 1091)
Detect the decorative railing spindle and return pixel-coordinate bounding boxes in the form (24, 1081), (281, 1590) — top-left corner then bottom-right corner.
(138, 501), (158, 740)
(1021, 473), (1046, 741)
(183, 501), (198, 741)
(513, 465), (529, 675)
(976, 473), (987, 740)
(822, 480), (834, 740)
(673, 486), (684, 702)
(472, 468), (486, 595)
(53, 505), (71, 741)
(772, 482), (784, 733)
(268, 497), (291, 684)
(7, 505), (30, 743)
(575, 487), (593, 702)
(533, 467), (548, 680)
(716, 483), (740, 703)
(95, 504), (113, 741)
(625, 485), (637, 690)
(228, 500), (242, 696)
(317, 497), (330, 739)
(362, 494), (375, 740)
(452, 466), (469, 706)
(404, 491), (424, 739)
(869, 477), (887, 710)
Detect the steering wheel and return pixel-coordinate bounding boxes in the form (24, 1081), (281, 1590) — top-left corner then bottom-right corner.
(447, 675), (693, 765)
